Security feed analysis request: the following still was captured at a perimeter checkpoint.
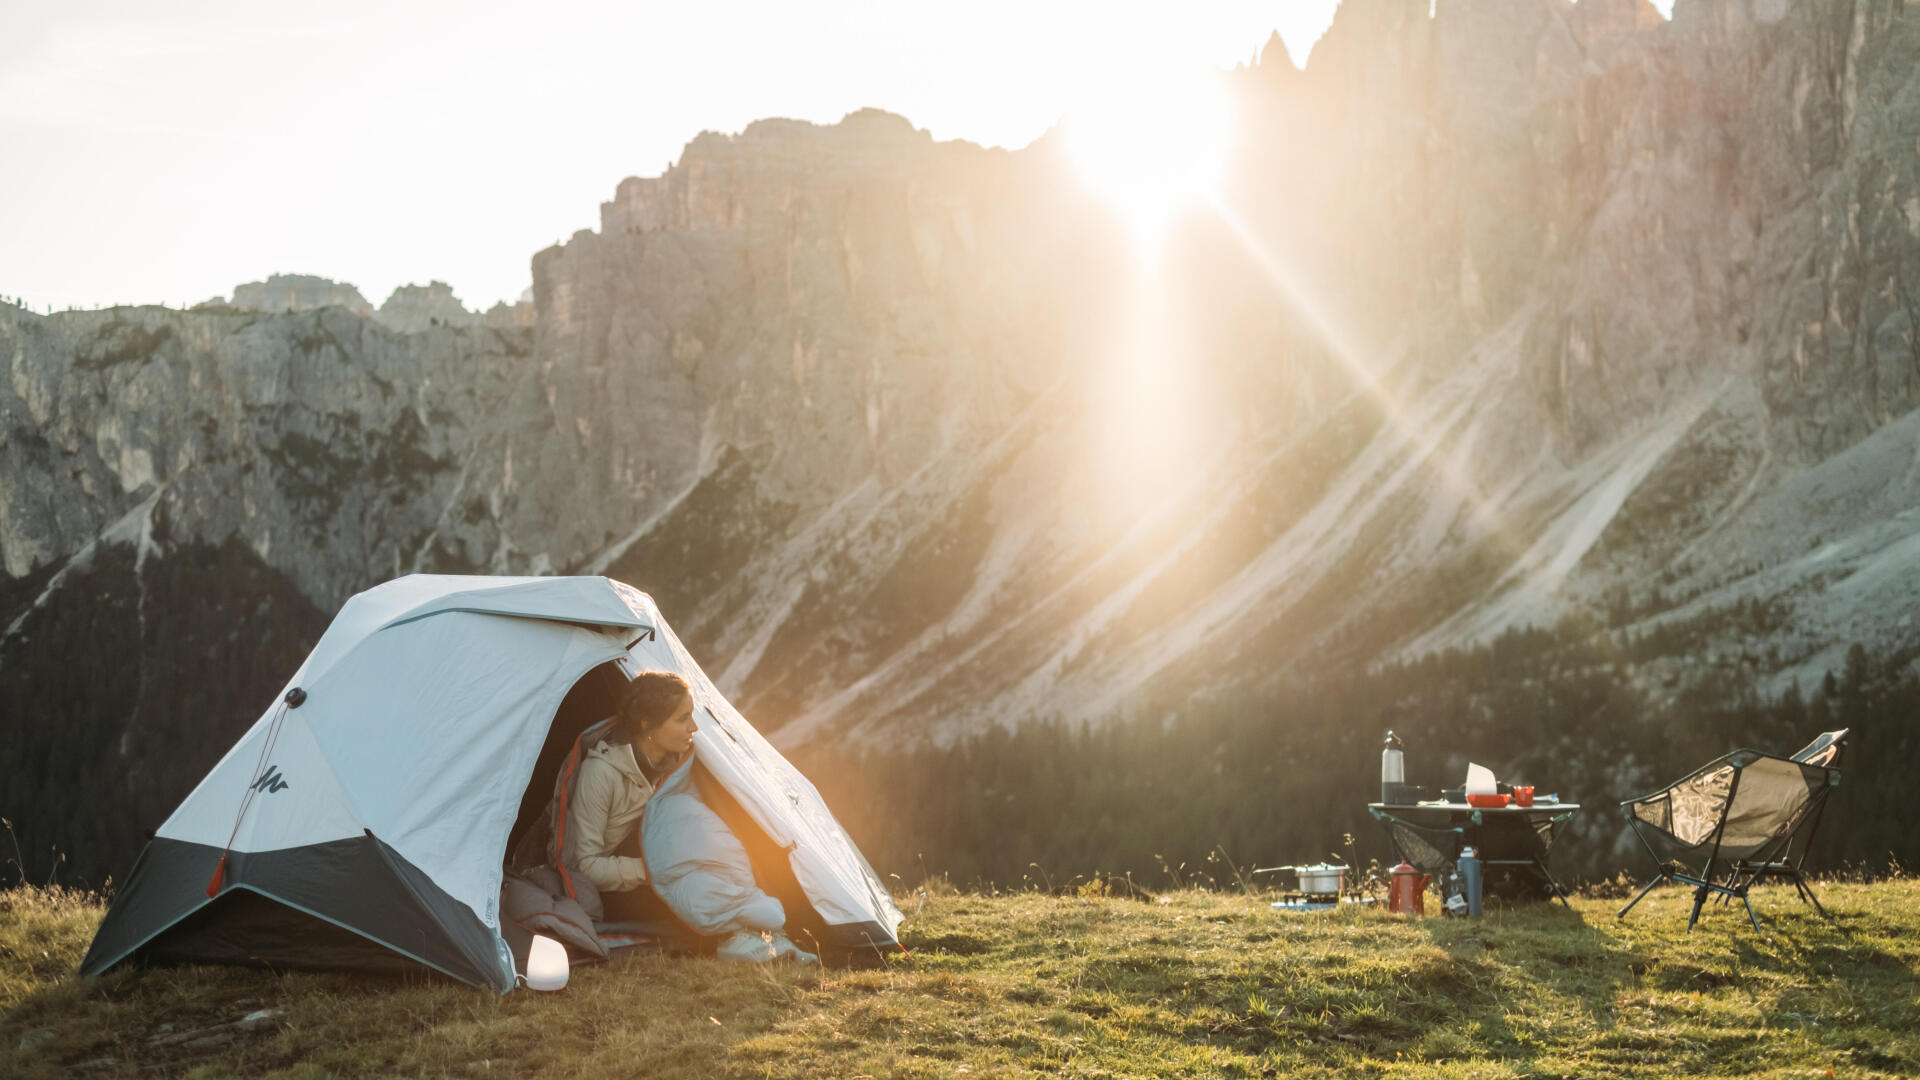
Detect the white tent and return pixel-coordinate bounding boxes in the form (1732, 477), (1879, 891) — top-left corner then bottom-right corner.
(81, 574), (902, 991)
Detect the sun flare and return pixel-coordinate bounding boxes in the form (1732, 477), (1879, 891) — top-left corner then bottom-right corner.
(1064, 68), (1235, 244)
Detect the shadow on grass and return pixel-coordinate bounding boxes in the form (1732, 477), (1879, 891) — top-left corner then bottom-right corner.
(1406, 884), (1920, 1073)
(3, 962), (447, 1078)
(3, 948), (826, 1080)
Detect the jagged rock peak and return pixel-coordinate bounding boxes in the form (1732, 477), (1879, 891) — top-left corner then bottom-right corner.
(1258, 29), (1299, 75)
(223, 275), (532, 333)
(229, 274), (373, 317)
(744, 107), (926, 142)
(599, 108), (943, 237)
(377, 280), (476, 333)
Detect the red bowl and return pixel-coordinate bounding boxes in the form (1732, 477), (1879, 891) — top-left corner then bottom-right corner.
(1466, 793), (1511, 808)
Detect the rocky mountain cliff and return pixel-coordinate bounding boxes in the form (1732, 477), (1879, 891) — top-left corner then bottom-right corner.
(4, 0), (1918, 884)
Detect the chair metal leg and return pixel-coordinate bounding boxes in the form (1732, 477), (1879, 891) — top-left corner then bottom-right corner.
(1796, 872), (1831, 919)
(1719, 866), (1749, 904)
(1741, 891), (1762, 932)
(1619, 874), (1666, 918)
(1686, 884), (1709, 931)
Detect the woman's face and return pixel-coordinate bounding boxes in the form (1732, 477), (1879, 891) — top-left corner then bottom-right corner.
(649, 692), (698, 756)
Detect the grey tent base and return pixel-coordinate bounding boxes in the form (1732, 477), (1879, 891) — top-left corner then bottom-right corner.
(81, 835), (509, 991)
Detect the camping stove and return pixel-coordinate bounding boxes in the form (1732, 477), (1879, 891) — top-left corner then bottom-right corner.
(1268, 890), (1340, 912)
(1268, 892), (1379, 913)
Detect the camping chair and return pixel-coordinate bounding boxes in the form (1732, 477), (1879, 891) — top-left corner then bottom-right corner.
(1617, 730), (1846, 931)
(1719, 728), (1848, 908)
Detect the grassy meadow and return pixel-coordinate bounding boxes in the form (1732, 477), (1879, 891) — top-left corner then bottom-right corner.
(4, 877), (1919, 1078)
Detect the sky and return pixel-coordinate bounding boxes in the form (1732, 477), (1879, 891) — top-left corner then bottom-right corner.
(0, 1), (1670, 314)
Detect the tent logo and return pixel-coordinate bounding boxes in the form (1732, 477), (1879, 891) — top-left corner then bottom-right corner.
(251, 766), (290, 795)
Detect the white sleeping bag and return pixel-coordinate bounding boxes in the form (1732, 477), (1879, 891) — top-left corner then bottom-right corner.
(641, 760), (786, 936)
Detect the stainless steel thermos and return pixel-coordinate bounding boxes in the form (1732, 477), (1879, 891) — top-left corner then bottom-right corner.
(1381, 730), (1404, 803)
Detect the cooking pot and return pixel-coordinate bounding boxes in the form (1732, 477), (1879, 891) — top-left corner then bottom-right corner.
(1290, 863), (1347, 895)
(1251, 862), (1350, 895)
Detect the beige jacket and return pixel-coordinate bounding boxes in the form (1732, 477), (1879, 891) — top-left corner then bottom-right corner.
(565, 739), (658, 894)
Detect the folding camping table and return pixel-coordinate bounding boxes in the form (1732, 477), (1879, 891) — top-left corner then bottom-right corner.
(1368, 801), (1581, 907)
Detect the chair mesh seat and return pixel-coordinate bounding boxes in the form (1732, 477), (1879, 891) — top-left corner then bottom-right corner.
(1640, 765), (1735, 846)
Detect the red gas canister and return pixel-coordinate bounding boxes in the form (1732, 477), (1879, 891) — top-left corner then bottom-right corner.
(1388, 861), (1429, 915)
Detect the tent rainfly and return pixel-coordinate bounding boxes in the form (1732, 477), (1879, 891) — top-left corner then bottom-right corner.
(80, 574), (902, 991)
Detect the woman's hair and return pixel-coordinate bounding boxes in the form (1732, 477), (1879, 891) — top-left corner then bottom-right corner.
(615, 671), (692, 741)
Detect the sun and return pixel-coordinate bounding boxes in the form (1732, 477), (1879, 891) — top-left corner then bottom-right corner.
(1063, 66), (1234, 245)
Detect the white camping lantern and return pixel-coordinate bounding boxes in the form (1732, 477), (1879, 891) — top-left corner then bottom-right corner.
(525, 934), (570, 992)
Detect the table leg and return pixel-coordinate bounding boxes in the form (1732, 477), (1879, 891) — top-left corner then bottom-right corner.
(1536, 859), (1572, 909)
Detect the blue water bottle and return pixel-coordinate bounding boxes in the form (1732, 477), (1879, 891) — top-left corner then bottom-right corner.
(1459, 846), (1483, 918)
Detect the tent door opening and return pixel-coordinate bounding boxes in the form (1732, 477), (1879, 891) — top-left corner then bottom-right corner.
(506, 660), (629, 863)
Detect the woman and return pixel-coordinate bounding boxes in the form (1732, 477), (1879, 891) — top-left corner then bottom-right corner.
(558, 671), (695, 920)
(555, 670), (812, 963)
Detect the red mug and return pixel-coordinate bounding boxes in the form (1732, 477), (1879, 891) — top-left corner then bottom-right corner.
(1514, 785), (1534, 807)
